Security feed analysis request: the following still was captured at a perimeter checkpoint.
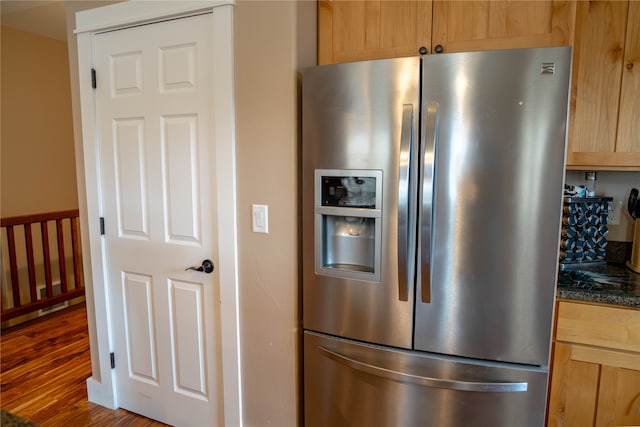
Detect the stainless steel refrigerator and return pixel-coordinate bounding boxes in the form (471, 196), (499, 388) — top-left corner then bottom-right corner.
(301, 47), (571, 427)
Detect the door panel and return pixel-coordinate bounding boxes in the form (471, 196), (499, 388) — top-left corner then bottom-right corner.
(95, 13), (222, 426)
(162, 114), (201, 243)
(415, 47), (571, 366)
(110, 51), (144, 96)
(114, 118), (148, 237)
(170, 279), (207, 397)
(302, 58), (420, 349)
(617, 0), (640, 154)
(123, 272), (157, 384)
(548, 341), (640, 427)
(317, 0), (432, 64)
(159, 44), (197, 92)
(567, 0), (640, 168)
(305, 331), (549, 427)
(432, 0), (575, 53)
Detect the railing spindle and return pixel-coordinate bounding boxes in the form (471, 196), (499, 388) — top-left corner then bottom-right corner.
(7, 226), (21, 308)
(25, 223), (38, 303)
(56, 219), (68, 294)
(71, 217), (82, 290)
(41, 221), (53, 299)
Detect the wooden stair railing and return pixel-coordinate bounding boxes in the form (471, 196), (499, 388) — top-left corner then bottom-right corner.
(1, 209), (85, 322)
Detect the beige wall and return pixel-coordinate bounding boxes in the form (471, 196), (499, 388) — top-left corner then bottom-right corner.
(234, 2), (315, 425)
(0, 26), (78, 217)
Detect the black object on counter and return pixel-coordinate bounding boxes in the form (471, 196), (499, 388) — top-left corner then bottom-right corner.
(560, 197), (612, 267)
(629, 188), (638, 219)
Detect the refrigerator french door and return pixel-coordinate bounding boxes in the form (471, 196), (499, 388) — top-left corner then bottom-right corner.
(302, 47), (571, 427)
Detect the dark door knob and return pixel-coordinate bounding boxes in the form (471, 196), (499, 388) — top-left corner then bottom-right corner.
(434, 44), (444, 54)
(186, 259), (215, 273)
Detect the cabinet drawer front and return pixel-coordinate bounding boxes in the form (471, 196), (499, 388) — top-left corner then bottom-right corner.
(556, 301), (640, 352)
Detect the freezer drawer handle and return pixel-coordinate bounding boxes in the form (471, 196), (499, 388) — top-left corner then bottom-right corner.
(319, 346), (528, 393)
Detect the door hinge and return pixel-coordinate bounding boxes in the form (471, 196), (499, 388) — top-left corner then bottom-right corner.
(100, 217), (105, 235)
(91, 68), (97, 89)
(110, 352), (115, 369)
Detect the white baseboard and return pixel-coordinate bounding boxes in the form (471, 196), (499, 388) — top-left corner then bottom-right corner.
(86, 376), (117, 410)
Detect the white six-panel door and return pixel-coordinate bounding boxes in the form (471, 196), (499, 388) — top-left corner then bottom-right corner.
(94, 13), (224, 426)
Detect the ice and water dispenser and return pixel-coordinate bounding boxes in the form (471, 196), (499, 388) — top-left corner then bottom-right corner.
(315, 170), (382, 282)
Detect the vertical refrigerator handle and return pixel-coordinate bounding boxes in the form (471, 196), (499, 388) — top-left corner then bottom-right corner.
(397, 104), (414, 302)
(420, 102), (438, 303)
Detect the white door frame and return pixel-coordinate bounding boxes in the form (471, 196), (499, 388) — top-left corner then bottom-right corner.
(74, 2), (241, 425)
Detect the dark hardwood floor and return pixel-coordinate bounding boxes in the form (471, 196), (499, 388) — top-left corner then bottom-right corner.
(1, 303), (168, 426)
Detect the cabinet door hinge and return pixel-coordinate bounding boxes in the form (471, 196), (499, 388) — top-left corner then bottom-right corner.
(91, 68), (97, 89)
(100, 217), (105, 235)
(110, 352), (115, 369)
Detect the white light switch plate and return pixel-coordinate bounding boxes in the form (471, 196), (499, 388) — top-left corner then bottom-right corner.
(252, 204), (269, 233)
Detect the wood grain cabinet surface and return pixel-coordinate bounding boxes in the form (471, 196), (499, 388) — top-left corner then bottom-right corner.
(431, 0), (575, 54)
(568, 0), (640, 170)
(548, 300), (640, 427)
(318, 0), (573, 63)
(317, 0), (433, 64)
(317, 0), (639, 170)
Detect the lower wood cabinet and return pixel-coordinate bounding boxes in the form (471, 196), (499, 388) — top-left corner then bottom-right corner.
(548, 300), (640, 426)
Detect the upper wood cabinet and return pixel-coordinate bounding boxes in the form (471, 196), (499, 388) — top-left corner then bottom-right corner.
(317, 1), (432, 64)
(567, 0), (640, 170)
(431, 1), (575, 53)
(317, 0), (574, 64)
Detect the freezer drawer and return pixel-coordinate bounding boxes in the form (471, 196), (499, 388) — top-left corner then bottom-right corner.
(304, 331), (549, 427)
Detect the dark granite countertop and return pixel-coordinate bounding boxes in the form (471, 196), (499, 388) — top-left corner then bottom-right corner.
(557, 263), (640, 308)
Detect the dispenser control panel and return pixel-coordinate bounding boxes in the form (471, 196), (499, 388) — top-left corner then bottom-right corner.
(321, 176), (377, 208)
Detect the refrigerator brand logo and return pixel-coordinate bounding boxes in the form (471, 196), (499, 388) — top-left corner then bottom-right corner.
(541, 63), (556, 75)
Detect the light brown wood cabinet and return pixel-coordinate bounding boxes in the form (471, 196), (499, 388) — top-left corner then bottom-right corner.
(567, 0), (640, 170)
(318, 1), (574, 62)
(431, 0), (575, 54)
(317, 1), (433, 64)
(548, 300), (640, 426)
